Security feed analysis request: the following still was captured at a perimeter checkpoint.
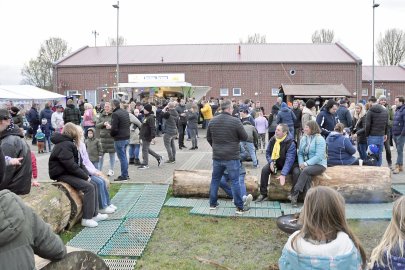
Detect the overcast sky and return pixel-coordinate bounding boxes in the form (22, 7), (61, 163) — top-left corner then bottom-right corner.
(0, 0), (403, 84)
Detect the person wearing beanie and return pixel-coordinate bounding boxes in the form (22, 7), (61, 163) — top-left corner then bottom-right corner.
(301, 99), (317, 130)
(138, 103), (163, 169)
(10, 107), (23, 128)
(35, 128), (46, 153)
(316, 99), (339, 138)
(276, 102), (296, 138)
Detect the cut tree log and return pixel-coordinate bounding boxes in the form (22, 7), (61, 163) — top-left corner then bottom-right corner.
(173, 169), (259, 198)
(52, 182), (83, 230)
(21, 184), (71, 234)
(268, 166), (392, 203)
(35, 246), (108, 270)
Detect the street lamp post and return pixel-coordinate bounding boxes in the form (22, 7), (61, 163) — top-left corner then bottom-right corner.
(113, 1), (120, 95)
(372, 0), (380, 97)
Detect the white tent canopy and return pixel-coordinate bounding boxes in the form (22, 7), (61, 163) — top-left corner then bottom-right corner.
(0, 85), (66, 100)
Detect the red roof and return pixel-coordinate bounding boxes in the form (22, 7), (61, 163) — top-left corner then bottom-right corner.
(362, 65), (405, 82)
(55, 43), (360, 67)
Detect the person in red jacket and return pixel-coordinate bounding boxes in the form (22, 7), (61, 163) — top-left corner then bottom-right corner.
(30, 152), (40, 187)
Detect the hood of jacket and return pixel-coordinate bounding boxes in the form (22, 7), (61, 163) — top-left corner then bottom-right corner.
(302, 107), (315, 116)
(326, 131), (343, 142)
(0, 190), (25, 246)
(369, 104), (386, 114)
(0, 125), (24, 140)
(50, 132), (73, 144)
(280, 107), (290, 113)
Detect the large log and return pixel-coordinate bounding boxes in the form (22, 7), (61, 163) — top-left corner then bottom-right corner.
(268, 166), (392, 203)
(35, 246), (108, 270)
(21, 184), (71, 234)
(173, 169), (259, 198)
(52, 182), (83, 230)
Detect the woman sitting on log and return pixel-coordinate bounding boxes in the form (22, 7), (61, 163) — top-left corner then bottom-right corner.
(279, 186), (367, 270)
(326, 123), (359, 166)
(370, 196), (405, 269)
(48, 122), (107, 228)
(289, 120), (327, 207)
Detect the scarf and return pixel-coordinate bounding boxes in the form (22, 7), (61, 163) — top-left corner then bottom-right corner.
(271, 134), (287, 160)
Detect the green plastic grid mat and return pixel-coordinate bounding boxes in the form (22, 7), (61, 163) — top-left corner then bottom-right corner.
(67, 220), (123, 253)
(99, 218), (159, 256)
(345, 203), (393, 219)
(103, 259), (137, 270)
(165, 197), (281, 209)
(190, 206), (283, 218)
(107, 185), (145, 220)
(392, 185), (405, 195)
(126, 185), (169, 218)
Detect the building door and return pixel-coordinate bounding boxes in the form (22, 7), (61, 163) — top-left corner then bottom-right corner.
(85, 90), (97, 105)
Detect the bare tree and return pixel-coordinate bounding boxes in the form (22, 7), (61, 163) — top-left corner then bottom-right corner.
(312, 29), (335, 43)
(240, 33), (267, 44)
(21, 37), (70, 90)
(106, 36), (126, 46)
(376, 28), (405, 66)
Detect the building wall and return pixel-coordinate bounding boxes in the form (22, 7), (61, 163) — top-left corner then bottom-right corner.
(55, 62), (359, 113)
(361, 81), (405, 105)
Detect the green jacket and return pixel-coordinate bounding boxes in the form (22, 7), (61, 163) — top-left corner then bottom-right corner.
(95, 112), (115, 153)
(0, 190), (66, 270)
(85, 128), (103, 162)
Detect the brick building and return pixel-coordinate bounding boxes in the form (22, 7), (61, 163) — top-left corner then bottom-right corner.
(53, 42), (362, 113)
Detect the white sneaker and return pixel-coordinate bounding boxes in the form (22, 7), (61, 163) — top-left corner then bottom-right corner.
(244, 194), (253, 208)
(93, 213), (108, 222)
(81, 219), (98, 228)
(109, 204), (117, 210)
(99, 206), (115, 214)
(107, 169), (114, 177)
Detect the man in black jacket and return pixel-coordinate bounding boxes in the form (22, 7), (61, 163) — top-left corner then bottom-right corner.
(63, 99), (81, 125)
(26, 103), (40, 145)
(0, 109), (32, 195)
(365, 96), (388, 167)
(176, 99), (188, 149)
(139, 104), (163, 169)
(110, 99), (130, 181)
(207, 100), (249, 214)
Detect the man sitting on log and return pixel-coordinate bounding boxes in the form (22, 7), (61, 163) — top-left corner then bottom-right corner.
(256, 124), (300, 202)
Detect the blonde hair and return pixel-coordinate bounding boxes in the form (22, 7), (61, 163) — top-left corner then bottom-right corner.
(62, 122), (81, 147)
(370, 196), (405, 269)
(292, 186), (367, 267)
(354, 103), (366, 120)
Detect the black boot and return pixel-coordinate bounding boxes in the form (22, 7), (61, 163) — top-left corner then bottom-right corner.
(129, 158), (135, 164)
(134, 159), (141, 165)
(289, 192), (299, 208)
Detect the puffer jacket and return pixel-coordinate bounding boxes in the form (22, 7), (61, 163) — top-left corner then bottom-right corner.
(301, 107), (317, 129)
(95, 111), (115, 153)
(140, 112), (157, 142)
(186, 111), (198, 130)
(353, 115), (367, 144)
(277, 106), (296, 128)
(63, 104), (81, 125)
(316, 108), (338, 138)
(0, 126), (32, 195)
(0, 190), (66, 270)
(365, 104), (388, 137)
(110, 107), (130, 141)
(392, 104), (405, 136)
(298, 133), (327, 168)
(129, 113), (142, 144)
(242, 121), (258, 146)
(371, 243), (405, 270)
(163, 109), (179, 136)
(48, 133), (89, 181)
(266, 133), (297, 176)
(336, 105), (353, 128)
(326, 131), (357, 166)
(200, 103), (213, 120)
(85, 128), (103, 162)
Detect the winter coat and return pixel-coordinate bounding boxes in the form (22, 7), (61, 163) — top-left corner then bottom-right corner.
(48, 133), (89, 181)
(207, 112), (248, 161)
(140, 112), (157, 142)
(129, 113), (142, 144)
(11, 113), (23, 128)
(0, 148), (5, 183)
(301, 107), (317, 129)
(40, 123), (51, 137)
(392, 104), (405, 136)
(0, 126), (32, 195)
(200, 103), (213, 120)
(51, 111), (64, 131)
(241, 115), (255, 126)
(365, 104), (389, 137)
(26, 107), (40, 127)
(0, 190), (66, 270)
(85, 129), (103, 163)
(336, 105), (353, 128)
(186, 111), (199, 130)
(292, 107), (302, 128)
(175, 104), (188, 124)
(316, 108), (338, 138)
(82, 108), (95, 127)
(63, 104), (81, 125)
(268, 113), (278, 133)
(39, 108), (53, 127)
(255, 115), (268, 134)
(110, 107), (130, 141)
(95, 112), (115, 153)
(266, 133), (297, 176)
(353, 115), (367, 144)
(326, 131), (357, 166)
(277, 107), (296, 128)
(163, 109), (179, 136)
(298, 133), (327, 168)
(371, 243), (405, 270)
(242, 121), (258, 146)
(279, 230), (363, 270)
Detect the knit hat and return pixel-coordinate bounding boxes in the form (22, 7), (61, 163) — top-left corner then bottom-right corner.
(306, 99), (315, 109)
(143, 104), (152, 113)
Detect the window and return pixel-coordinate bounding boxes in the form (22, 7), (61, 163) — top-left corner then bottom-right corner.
(233, 88), (241, 96)
(220, 88), (229, 96)
(271, 88), (279, 96)
(361, 89), (368, 97)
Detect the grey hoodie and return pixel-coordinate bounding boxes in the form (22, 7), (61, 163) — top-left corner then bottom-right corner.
(0, 190), (66, 269)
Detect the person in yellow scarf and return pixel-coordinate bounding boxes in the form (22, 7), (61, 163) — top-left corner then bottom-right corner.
(255, 124), (300, 202)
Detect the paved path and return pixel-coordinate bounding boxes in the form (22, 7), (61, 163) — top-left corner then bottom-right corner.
(32, 129), (404, 184)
